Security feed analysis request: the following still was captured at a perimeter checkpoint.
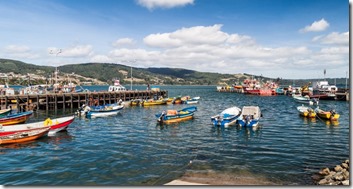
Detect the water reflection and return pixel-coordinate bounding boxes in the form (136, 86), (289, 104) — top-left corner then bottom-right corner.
(40, 131), (73, 145)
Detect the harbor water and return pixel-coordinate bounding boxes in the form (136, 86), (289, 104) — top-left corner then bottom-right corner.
(0, 85), (349, 185)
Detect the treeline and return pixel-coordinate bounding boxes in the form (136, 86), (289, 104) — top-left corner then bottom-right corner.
(0, 58), (349, 87)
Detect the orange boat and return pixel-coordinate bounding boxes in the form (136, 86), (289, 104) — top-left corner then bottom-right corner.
(0, 111), (33, 126)
(0, 127), (49, 145)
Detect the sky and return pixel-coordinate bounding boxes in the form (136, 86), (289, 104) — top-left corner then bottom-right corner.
(0, 0), (349, 79)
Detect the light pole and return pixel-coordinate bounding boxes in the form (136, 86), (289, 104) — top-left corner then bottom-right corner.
(121, 59), (136, 90)
(49, 49), (62, 87)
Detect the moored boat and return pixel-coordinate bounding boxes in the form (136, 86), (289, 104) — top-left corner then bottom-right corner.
(237, 106), (261, 127)
(0, 111), (33, 126)
(0, 108), (12, 117)
(78, 103), (124, 118)
(297, 105), (316, 118)
(142, 99), (167, 106)
(314, 107), (340, 121)
(0, 116), (75, 136)
(156, 106), (197, 124)
(0, 127), (50, 145)
(211, 106), (241, 128)
(293, 95), (319, 105)
(184, 96), (200, 104)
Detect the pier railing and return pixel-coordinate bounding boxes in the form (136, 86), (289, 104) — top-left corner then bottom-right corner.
(0, 90), (168, 111)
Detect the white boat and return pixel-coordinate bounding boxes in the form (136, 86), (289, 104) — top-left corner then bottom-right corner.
(237, 106), (261, 127)
(184, 97), (200, 104)
(78, 102), (124, 118)
(108, 80), (126, 92)
(0, 116), (75, 136)
(211, 106), (241, 128)
(292, 95), (319, 105)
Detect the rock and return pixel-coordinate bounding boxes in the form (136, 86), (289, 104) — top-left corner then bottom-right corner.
(342, 180), (349, 185)
(342, 170), (349, 180)
(318, 179), (328, 185)
(333, 172), (344, 181)
(341, 163), (349, 169)
(344, 160), (349, 165)
(334, 165), (343, 172)
(319, 168), (330, 175)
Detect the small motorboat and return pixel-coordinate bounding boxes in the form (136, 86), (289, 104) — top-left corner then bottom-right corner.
(211, 106), (241, 128)
(0, 108), (12, 117)
(0, 116), (75, 136)
(314, 107), (340, 121)
(184, 96), (200, 104)
(297, 105), (316, 118)
(156, 106), (197, 124)
(0, 111), (33, 126)
(78, 103), (124, 118)
(293, 95), (319, 105)
(0, 127), (50, 145)
(142, 99), (167, 106)
(237, 106), (261, 127)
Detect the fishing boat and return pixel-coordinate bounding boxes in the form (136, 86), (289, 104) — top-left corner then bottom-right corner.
(0, 111), (33, 126)
(211, 106), (241, 128)
(293, 95), (319, 105)
(184, 96), (200, 104)
(297, 105), (316, 118)
(142, 99), (167, 106)
(237, 106), (261, 127)
(156, 106), (197, 124)
(314, 107), (340, 121)
(0, 116), (75, 136)
(0, 108), (12, 116)
(108, 80), (126, 92)
(78, 103), (124, 118)
(130, 99), (143, 106)
(0, 127), (50, 145)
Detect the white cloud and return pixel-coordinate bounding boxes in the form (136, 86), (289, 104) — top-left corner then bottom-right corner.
(5, 45), (30, 53)
(144, 24), (246, 48)
(3, 44), (39, 59)
(48, 45), (93, 58)
(136, 0), (194, 10)
(312, 32), (349, 45)
(300, 18), (329, 33)
(112, 38), (136, 47)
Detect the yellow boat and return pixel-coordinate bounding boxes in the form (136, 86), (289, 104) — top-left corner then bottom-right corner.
(142, 99), (167, 106)
(315, 107), (340, 121)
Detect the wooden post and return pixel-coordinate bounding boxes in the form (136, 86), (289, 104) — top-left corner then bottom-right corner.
(103, 93), (106, 105)
(63, 94), (66, 111)
(46, 95), (49, 111)
(109, 93), (111, 104)
(16, 96), (20, 112)
(26, 95), (29, 111)
(70, 94), (73, 109)
(36, 95), (39, 111)
(54, 94), (57, 111)
(5, 96), (8, 108)
(78, 94), (81, 107)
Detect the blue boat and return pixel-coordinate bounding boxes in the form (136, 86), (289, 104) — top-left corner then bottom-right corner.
(211, 106), (241, 128)
(237, 106), (261, 127)
(155, 106), (197, 124)
(78, 102), (124, 118)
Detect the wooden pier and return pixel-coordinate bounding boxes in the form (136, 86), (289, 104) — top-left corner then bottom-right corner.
(0, 90), (168, 111)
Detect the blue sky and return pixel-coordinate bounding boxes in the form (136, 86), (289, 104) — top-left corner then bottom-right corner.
(0, 0), (349, 79)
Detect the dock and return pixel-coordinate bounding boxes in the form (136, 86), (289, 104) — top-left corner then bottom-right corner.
(0, 90), (168, 111)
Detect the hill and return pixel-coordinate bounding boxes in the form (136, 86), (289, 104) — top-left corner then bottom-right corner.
(0, 58), (349, 87)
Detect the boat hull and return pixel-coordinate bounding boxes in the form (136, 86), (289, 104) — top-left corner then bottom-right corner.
(0, 111), (33, 126)
(0, 127), (49, 144)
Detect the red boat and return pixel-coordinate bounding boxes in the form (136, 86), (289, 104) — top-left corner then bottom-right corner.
(0, 127), (50, 145)
(0, 116), (75, 136)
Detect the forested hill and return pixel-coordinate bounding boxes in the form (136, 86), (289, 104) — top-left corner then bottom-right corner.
(0, 58), (349, 87)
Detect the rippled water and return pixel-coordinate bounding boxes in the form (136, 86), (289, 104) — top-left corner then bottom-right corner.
(0, 85), (349, 185)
